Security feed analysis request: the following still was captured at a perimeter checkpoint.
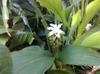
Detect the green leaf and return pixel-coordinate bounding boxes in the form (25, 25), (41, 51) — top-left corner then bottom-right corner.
(37, 0), (67, 30)
(59, 45), (100, 66)
(15, 32), (34, 45)
(96, 70), (100, 74)
(0, 26), (8, 34)
(8, 32), (34, 49)
(0, 45), (12, 74)
(74, 25), (100, 48)
(65, 5), (73, 21)
(0, 15), (3, 25)
(12, 46), (54, 74)
(78, 0), (100, 36)
(81, 31), (100, 49)
(72, 0), (81, 5)
(0, 34), (9, 45)
(68, 10), (81, 39)
(31, 1), (48, 34)
(38, 0), (63, 15)
(13, 16), (20, 25)
(47, 70), (75, 74)
(0, 25), (13, 34)
(12, 22), (25, 31)
(2, 0), (11, 36)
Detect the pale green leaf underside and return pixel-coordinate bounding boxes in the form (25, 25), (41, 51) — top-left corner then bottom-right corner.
(60, 45), (100, 66)
(12, 46), (54, 74)
(0, 45), (12, 74)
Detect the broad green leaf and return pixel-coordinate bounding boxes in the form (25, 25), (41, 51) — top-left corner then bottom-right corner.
(65, 5), (73, 21)
(96, 70), (100, 74)
(0, 34), (9, 45)
(21, 16), (32, 32)
(0, 26), (14, 34)
(0, 26), (8, 34)
(59, 45), (100, 66)
(38, 0), (63, 15)
(93, 15), (100, 25)
(11, 3), (32, 32)
(73, 25), (100, 48)
(12, 22), (25, 31)
(78, 0), (100, 36)
(44, 14), (54, 22)
(68, 10), (81, 39)
(0, 25), (13, 34)
(37, 0), (67, 30)
(0, 45), (12, 74)
(72, 0), (81, 5)
(2, 0), (11, 36)
(0, 15), (3, 25)
(81, 31), (100, 49)
(13, 16), (20, 25)
(8, 32), (34, 49)
(47, 70), (75, 74)
(31, 1), (48, 33)
(12, 46), (54, 74)
(38, 0), (63, 22)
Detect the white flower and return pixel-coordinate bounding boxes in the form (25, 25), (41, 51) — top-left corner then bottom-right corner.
(86, 23), (92, 31)
(48, 23), (65, 38)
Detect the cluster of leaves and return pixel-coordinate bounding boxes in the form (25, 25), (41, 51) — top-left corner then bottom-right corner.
(0, 0), (100, 74)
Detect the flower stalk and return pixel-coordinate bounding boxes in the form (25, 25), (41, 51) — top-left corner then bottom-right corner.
(47, 23), (65, 57)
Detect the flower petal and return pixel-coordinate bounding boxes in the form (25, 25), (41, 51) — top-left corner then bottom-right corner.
(50, 23), (54, 26)
(50, 24), (57, 28)
(48, 23), (65, 38)
(86, 23), (92, 31)
(58, 24), (63, 28)
(61, 30), (65, 35)
(47, 27), (54, 30)
(58, 29), (65, 35)
(48, 31), (54, 37)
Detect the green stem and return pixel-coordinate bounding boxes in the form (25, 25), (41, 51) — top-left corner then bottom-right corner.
(81, 0), (85, 18)
(54, 58), (63, 69)
(31, 1), (50, 50)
